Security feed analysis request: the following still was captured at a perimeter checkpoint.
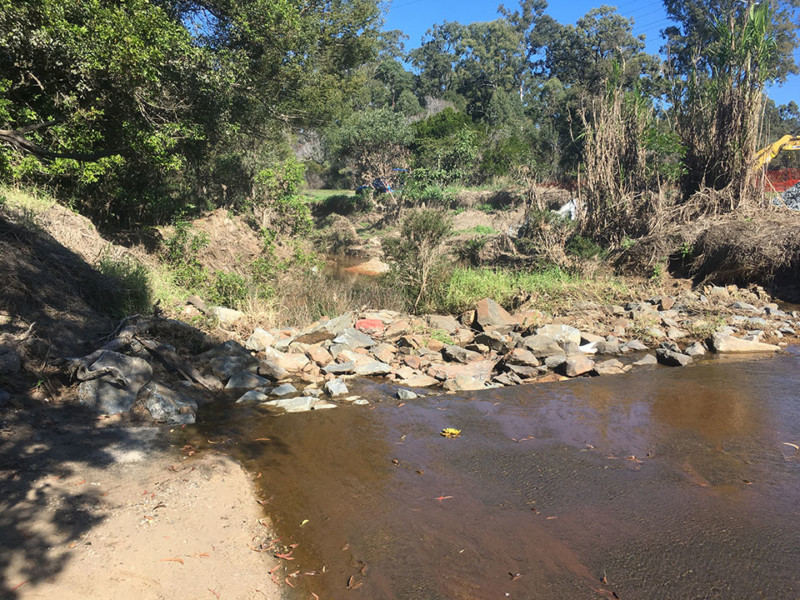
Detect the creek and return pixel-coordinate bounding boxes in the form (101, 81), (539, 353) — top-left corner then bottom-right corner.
(191, 349), (800, 599)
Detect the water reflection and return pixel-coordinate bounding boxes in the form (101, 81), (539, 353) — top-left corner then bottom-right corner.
(193, 354), (800, 599)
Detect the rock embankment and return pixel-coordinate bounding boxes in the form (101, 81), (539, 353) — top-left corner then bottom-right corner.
(49, 283), (796, 420)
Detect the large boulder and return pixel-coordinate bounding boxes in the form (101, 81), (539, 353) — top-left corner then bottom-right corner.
(522, 335), (565, 358)
(140, 382), (197, 425)
(563, 356), (594, 377)
(77, 351), (152, 415)
(245, 328), (276, 352)
(426, 314), (460, 334)
(294, 314), (353, 344)
(225, 371), (270, 390)
(258, 359), (290, 381)
(710, 334), (780, 353)
(474, 298), (514, 330)
(208, 306), (245, 327)
(209, 355), (258, 381)
(442, 345), (483, 364)
(655, 347), (693, 367)
(333, 328), (376, 349)
(536, 324), (581, 348)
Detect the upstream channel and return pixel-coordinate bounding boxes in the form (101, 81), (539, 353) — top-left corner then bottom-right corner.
(192, 349), (800, 599)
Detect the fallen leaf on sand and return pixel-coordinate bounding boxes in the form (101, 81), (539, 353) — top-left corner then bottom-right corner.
(435, 495), (453, 502)
(509, 572), (521, 581)
(341, 543), (350, 551)
(275, 552), (294, 560)
(312, 593), (320, 600)
(441, 428), (461, 438)
(269, 565), (281, 574)
(253, 437), (271, 442)
(347, 575), (363, 589)
(208, 589), (220, 599)
(783, 442), (800, 450)
(285, 577), (296, 588)
(160, 557), (184, 564)
(300, 519), (309, 527)
(10, 581), (28, 592)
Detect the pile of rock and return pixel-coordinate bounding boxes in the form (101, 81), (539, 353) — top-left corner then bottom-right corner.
(67, 285), (798, 419)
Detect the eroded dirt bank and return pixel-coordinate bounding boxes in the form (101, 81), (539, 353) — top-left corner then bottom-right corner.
(0, 408), (279, 600)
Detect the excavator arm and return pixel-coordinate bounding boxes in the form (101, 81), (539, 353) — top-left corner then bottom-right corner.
(754, 135), (800, 170)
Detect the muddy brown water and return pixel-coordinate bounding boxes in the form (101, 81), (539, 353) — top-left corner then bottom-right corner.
(191, 350), (800, 599)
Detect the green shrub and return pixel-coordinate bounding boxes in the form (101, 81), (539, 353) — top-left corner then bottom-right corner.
(566, 235), (605, 259)
(208, 271), (249, 308)
(382, 209), (453, 313)
(97, 255), (152, 316)
(162, 220), (209, 290)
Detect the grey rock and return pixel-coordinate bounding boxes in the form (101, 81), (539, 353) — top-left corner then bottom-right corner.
(258, 359), (290, 381)
(262, 396), (315, 413)
(779, 326), (796, 335)
(580, 332), (606, 345)
(443, 374), (487, 391)
(303, 387), (323, 397)
(731, 301), (759, 313)
(544, 355), (567, 369)
(522, 335), (565, 358)
(620, 340), (649, 352)
(397, 388), (418, 400)
(271, 383), (297, 397)
(442, 345), (483, 364)
(0, 345), (21, 375)
(505, 348), (540, 367)
(294, 313), (353, 344)
(225, 371), (270, 390)
(710, 334), (779, 353)
(633, 354), (658, 366)
(426, 314), (460, 333)
(77, 351), (153, 415)
(399, 374), (439, 387)
(666, 327), (687, 340)
(474, 331), (512, 353)
(199, 340), (250, 360)
(593, 359), (626, 376)
(505, 364), (540, 378)
(324, 379), (349, 397)
(474, 298), (515, 330)
(323, 361), (356, 375)
(208, 306), (245, 327)
(747, 317), (767, 328)
(597, 339), (622, 354)
(563, 355), (595, 377)
(353, 398), (370, 405)
(245, 328), (275, 352)
(354, 361), (392, 376)
(685, 342), (707, 357)
(140, 383), (196, 425)
(656, 347), (693, 367)
(333, 328), (376, 349)
(312, 401), (338, 410)
(210, 355), (258, 381)
(236, 390), (269, 404)
(765, 306), (788, 318)
(536, 324), (582, 348)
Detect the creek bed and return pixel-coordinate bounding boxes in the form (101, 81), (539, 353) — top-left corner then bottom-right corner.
(189, 349), (800, 599)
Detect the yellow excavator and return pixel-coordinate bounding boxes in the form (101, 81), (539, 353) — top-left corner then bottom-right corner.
(754, 135), (800, 194)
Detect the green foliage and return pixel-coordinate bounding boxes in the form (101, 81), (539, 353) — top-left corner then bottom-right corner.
(566, 235), (605, 259)
(162, 221), (209, 290)
(97, 255), (152, 317)
(429, 329), (454, 345)
(254, 157), (313, 235)
(382, 209), (453, 312)
(208, 271), (249, 309)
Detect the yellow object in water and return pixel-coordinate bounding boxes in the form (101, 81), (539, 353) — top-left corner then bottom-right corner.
(441, 428), (461, 438)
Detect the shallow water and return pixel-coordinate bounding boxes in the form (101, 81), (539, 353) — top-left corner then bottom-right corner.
(193, 351), (800, 599)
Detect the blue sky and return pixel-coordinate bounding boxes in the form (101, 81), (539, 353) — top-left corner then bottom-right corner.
(383, 0), (799, 106)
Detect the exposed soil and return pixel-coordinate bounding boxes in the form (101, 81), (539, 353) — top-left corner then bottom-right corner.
(0, 407), (279, 600)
